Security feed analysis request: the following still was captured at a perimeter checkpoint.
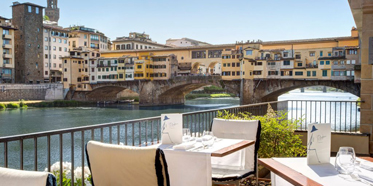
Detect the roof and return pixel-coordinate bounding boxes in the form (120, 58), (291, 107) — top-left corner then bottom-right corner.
(12, 2), (45, 8)
(102, 43), (236, 54)
(0, 16), (10, 20)
(43, 24), (69, 32)
(166, 37), (211, 45)
(112, 38), (169, 47)
(263, 36), (358, 45)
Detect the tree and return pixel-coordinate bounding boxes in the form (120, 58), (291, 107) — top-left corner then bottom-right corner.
(43, 15), (50, 21)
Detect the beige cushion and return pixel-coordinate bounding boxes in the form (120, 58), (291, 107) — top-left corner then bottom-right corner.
(0, 167), (49, 186)
(86, 141), (168, 186)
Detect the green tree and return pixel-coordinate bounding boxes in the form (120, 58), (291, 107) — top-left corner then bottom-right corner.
(43, 15), (50, 21)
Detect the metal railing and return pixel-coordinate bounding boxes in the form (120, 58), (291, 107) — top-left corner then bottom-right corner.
(0, 100), (361, 185)
(287, 100), (361, 132)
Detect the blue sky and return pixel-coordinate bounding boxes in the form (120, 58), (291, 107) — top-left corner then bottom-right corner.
(0, 0), (355, 44)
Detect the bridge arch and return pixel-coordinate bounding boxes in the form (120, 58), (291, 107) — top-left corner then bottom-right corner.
(242, 79), (360, 104)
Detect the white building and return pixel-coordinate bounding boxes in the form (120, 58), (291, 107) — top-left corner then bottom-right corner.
(43, 21), (69, 83)
(166, 38), (211, 47)
(97, 58), (118, 82)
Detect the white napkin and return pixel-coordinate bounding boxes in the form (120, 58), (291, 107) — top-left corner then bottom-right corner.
(360, 161), (373, 171)
(173, 141), (196, 150)
(358, 173), (373, 183)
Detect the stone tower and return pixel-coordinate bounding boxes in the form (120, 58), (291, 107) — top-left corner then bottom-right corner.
(12, 2), (45, 84)
(45, 0), (59, 22)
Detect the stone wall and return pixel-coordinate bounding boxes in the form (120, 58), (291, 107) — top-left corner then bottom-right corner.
(0, 83), (63, 101)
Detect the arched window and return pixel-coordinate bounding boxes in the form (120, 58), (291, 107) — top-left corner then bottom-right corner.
(126, 44), (131, 50)
(121, 44), (125, 50)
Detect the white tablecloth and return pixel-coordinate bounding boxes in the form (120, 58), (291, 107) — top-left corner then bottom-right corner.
(159, 139), (245, 186)
(272, 157), (373, 186)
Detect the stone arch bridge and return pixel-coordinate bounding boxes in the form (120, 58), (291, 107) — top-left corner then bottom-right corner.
(70, 76), (240, 106)
(69, 77), (360, 106)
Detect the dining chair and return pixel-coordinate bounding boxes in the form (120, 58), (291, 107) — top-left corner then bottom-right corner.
(211, 118), (261, 186)
(85, 140), (170, 186)
(0, 167), (57, 186)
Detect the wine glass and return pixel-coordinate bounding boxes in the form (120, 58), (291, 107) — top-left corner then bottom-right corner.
(182, 128), (191, 143)
(335, 147), (356, 175)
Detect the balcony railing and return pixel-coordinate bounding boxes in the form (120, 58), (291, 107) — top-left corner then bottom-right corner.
(0, 100), (361, 186)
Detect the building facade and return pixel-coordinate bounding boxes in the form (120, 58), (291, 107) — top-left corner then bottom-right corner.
(43, 21), (69, 83)
(12, 2), (45, 84)
(112, 32), (169, 51)
(0, 16), (16, 83)
(62, 47), (98, 91)
(67, 26), (109, 53)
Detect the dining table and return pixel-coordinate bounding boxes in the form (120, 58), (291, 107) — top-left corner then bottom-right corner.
(259, 157), (373, 186)
(158, 138), (255, 186)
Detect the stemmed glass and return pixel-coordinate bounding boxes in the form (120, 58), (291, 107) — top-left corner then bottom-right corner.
(182, 128), (191, 143)
(335, 147), (356, 175)
(201, 131), (214, 149)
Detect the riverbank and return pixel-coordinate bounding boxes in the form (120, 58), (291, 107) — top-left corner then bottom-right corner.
(185, 93), (236, 100)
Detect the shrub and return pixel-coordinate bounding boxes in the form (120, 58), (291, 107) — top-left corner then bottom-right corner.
(6, 103), (20, 109)
(217, 104), (306, 158)
(19, 99), (28, 108)
(0, 103), (6, 109)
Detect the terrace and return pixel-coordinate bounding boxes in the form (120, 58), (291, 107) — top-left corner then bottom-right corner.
(0, 100), (367, 186)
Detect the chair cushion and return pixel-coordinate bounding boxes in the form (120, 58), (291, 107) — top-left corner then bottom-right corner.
(0, 167), (50, 186)
(86, 141), (169, 186)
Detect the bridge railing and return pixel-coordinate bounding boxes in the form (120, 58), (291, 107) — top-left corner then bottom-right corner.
(0, 100), (360, 186)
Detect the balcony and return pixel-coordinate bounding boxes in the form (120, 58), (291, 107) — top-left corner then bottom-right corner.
(332, 65), (346, 70)
(3, 54), (12, 58)
(306, 64), (318, 68)
(2, 34), (12, 39)
(2, 44), (12, 48)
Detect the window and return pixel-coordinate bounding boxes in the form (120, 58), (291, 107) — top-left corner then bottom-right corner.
(307, 71), (311, 77)
(53, 55), (56, 59)
(92, 76), (95, 81)
(59, 39), (62, 43)
(208, 50), (222, 58)
(312, 71), (316, 76)
(59, 47), (62, 51)
(326, 61), (330, 65)
(64, 48), (67, 52)
(328, 52), (332, 56)
(64, 68), (67, 72)
(45, 71), (48, 75)
(320, 51), (323, 56)
(246, 50), (253, 55)
(45, 54), (48, 59)
(223, 63), (226, 67)
(334, 61), (338, 65)
(352, 60), (356, 64)
(347, 71), (351, 76)
(283, 52), (289, 57)
(53, 38), (56, 42)
(45, 46), (48, 50)
(283, 61), (290, 65)
(232, 63), (236, 67)
(192, 51), (206, 59)
(320, 61), (324, 65)
(322, 70), (328, 77)
(295, 71), (303, 76)
(232, 72), (235, 76)
(36, 7), (39, 14)
(28, 6), (32, 13)
(309, 52), (315, 56)
(297, 63), (302, 67)
(53, 46), (56, 51)
(341, 60), (345, 65)
(45, 37), (48, 41)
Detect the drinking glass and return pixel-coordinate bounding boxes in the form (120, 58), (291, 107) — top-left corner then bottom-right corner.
(182, 128), (191, 142)
(201, 131), (214, 148)
(335, 147), (356, 175)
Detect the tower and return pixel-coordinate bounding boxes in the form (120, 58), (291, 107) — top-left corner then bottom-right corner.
(12, 2), (45, 83)
(45, 0), (59, 23)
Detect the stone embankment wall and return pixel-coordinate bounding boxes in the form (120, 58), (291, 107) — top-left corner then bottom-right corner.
(0, 84), (63, 101)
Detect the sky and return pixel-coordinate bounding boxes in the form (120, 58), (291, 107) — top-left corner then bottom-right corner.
(0, 0), (356, 45)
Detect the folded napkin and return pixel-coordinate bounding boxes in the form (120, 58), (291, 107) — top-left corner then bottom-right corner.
(360, 161), (373, 171)
(358, 173), (373, 183)
(173, 141), (196, 150)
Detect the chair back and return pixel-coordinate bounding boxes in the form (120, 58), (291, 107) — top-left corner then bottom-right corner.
(0, 167), (56, 186)
(211, 118), (261, 172)
(86, 141), (170, 186)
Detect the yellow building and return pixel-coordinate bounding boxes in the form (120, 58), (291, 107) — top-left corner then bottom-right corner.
(67, 26), (109, 53)
(0, 16), (16, 83)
